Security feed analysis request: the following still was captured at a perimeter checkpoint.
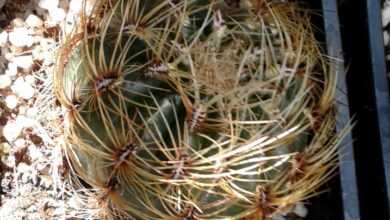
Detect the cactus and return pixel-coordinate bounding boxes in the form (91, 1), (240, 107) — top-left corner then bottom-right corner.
(55, 0), (348, 219)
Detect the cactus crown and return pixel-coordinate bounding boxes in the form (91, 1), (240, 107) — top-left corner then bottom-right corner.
(55, 0), (347, 219)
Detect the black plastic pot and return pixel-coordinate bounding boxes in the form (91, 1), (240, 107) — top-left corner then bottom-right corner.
(301, 0), (361, 219)
(302, 0), (390, 219)
(315, 0), (390, 219)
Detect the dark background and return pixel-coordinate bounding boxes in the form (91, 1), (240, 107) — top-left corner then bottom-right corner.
(305, 0), (390, 219)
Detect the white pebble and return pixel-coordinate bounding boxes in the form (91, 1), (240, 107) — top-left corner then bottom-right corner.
(69, 0), (96, 15)
(25, 75), (35, 85)
(18, 106), (27, 115)
(383, 7), (390, 27)
(14, 138), (26, 148)
(25, 14), (44, 28)
(2, 155), (16, 167)
(36, 163), (47, 171)
(68, 196), (83, 210)
(4, 53), (14, 62)
(69, 0), (82, 14)
(11, 18), (27, 28)
(12, 78), (36, 100)
(384, 31), (390, 46)
(21, 84), (35, 100)
(5, 95), (18, 109)
(16, 115), (35, 129)
(11, 77), (25, 94)
(39, 0), (59, 10)
(293, 202), (308, 217)
(27, 107), (38, 117)
(17, 162), (31, 173)
(0, 75), (12, 89)
(9, 28), (35, 47)
(13, 55), (34, 69)
(3, 120), (23, 142)
(49, 7), (66, 23)
(0, 31), (8, 47)
(29, 145), (43, 161)
(5, 63), (18, 76)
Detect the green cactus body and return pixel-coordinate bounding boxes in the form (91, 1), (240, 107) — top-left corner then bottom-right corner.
(55, 0), (346, 219)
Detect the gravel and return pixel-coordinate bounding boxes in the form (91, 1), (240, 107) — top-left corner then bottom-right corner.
(0, 0), (72, 219)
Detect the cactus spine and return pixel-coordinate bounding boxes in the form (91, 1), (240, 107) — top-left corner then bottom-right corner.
(55, 0), (348, 219)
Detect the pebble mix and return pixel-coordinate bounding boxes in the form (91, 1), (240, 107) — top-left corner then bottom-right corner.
(0, 0), (75, 219)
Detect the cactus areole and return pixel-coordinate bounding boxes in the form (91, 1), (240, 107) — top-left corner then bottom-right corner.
(55, 0), (347, 219)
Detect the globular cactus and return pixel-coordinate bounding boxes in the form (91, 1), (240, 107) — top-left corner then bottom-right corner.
(55, 0), (347, 219)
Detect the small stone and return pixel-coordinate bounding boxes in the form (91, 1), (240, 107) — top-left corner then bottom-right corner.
(5, 63), (18, 76)
(0, 31), (8, 47)
(68, 196), (83, 210)
(13, 76), (25, 88)
(383, 7), (390, 27)
(25, 75), (35, 85)
(49, 7), (66, 23)
(1, 155), (16, 167)
(16, 115), (35, 129)
(5, 95), (18, 109)
(27, 107), (38, 117)
(33, 28), (45, 41)
(18, 106), (27, 115)
(9, 28), (35, 47)
(0, 75), (12, 89)
(293, 202), (308, 218)
(29, 133), (43, 145)
(14, 55), (34, 69)
(17, 162), (31, 173)
(25, 14), (44, 28)
(36, 163), (47, 171)
(14, 138), (26, 148)
(9, 45), (24, 55)
(20, 84), (35, 100)
(59, 0), (69, 9)
(39, 0), (59, 10)
(69, 0), (82, 14)
(3, 120), (23, 142)
(29, 145), (43, 161)
(12, 77), (36, 100)
(11, 18), (27, 28)
(4, 52), (14, 62)
(0, 142), (11, 154)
